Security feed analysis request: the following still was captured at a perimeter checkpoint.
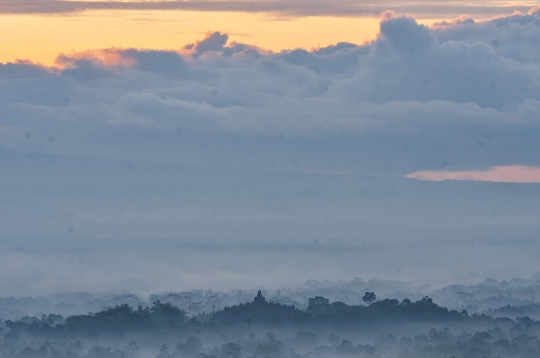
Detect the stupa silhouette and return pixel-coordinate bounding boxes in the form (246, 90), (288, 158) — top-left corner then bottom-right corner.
(254, 290), (266, 305)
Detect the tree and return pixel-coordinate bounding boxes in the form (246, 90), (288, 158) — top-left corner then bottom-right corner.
(294, 331), (317, 348)
(221, 343), (242, 358)
(307, 296), (330, 315)
(362, 292), (376, 304)
(254, 332), (284, 358)
(177, 336), (202, 357)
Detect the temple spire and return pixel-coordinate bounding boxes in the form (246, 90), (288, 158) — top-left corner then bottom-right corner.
(254, 290), (266, 305)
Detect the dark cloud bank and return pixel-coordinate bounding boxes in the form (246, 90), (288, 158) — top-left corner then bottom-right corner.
(4, 8), (540, 173)
(2, 9), (540, 294)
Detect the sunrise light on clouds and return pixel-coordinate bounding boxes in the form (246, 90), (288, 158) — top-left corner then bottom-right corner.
(1, 1), (538, 65)
(0, 11), (382, 65)
(407, 165), (540, 183)
(3, 3), (540, 178)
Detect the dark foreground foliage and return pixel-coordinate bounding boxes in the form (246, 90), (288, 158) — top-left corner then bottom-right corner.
(2, 292), (540, 357)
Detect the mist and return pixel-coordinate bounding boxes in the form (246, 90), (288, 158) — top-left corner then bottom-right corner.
(0, 147), (538, 295)
(2, 4), (540, 358)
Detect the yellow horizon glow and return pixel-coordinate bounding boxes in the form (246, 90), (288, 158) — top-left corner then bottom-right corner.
(0, 10), (442, 65)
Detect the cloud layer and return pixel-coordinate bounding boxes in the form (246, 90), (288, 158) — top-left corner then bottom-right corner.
(0, 0), (537, 18)
(3, 9), (540, 175)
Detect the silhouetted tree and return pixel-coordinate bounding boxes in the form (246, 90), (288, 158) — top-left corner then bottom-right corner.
(362, 292), (376, 305)
(307, 296), (330, 315)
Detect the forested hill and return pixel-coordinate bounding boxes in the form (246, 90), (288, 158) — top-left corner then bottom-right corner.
(4, 293), (540, 358)
(1, 294), (519, 341)
(213, 295), (466, 327)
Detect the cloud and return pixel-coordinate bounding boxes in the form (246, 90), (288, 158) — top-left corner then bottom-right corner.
(2, 9), (540, 176)
(188, 32), (229, 57)
(331, 10), (540, 110)
(407, 165), (540, 183)
(433, 8), (540, 64)
(0, 0), (537, 18)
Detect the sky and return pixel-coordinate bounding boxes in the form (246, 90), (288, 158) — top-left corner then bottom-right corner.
(4, 3), (540, 179)
(2, 1), (540, 294)
(0, 0), (538, 65)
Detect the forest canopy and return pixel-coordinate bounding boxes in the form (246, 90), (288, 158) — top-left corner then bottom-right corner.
(2, 290), (540, 358)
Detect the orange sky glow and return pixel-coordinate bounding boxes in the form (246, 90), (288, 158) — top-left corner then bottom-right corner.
(0, 0), (535, 64)
(0, 8), (461, 65)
